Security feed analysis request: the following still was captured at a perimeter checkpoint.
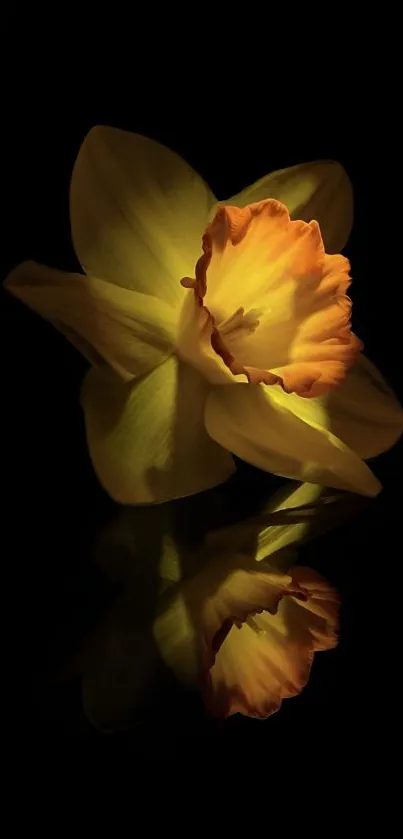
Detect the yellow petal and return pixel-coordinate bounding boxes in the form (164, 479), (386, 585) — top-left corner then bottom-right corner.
(5, 260), (178, 378)
(225, 160), (353, 253)
(205, 566), (339, 719)
(82, 356), (235, 504)
(320, 354), (403, 459)
(70, 126), (215, 308)
(205, 383), (381, 497)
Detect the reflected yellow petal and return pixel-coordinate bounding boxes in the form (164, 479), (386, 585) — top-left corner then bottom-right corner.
(206, 481), (352, 569)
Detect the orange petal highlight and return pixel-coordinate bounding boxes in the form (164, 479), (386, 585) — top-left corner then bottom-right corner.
(186, 200), (361, 397)
(204, 200), (323, 313)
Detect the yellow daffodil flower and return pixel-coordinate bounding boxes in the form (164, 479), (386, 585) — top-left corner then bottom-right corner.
(6, 126), (402, 503)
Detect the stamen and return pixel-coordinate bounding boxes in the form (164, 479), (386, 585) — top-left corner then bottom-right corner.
(217, 307), (262, 336)
(217, 307), (245, 334)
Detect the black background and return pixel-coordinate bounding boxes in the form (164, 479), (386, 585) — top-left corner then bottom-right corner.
(2, 21), (401, 766)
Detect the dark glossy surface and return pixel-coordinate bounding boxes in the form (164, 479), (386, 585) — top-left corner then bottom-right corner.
(2, 34), (401, 762)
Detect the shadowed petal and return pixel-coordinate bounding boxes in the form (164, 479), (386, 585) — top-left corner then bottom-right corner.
(226, 160), (353, 253)
(205, 382), (381, 497)
(5, 260), (178, 378)
(82, 356), (235, 504)
(320, 354), (403, 459)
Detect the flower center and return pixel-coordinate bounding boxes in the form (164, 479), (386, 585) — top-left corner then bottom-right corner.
(180, 273), (279, 385)
(180, 198), (360, 396)
(210, 306), (265, 379)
